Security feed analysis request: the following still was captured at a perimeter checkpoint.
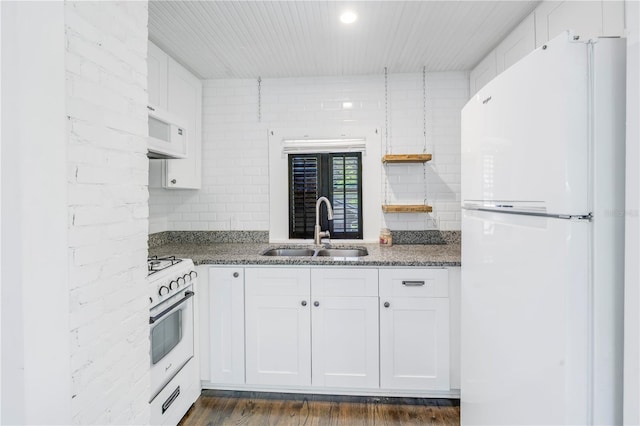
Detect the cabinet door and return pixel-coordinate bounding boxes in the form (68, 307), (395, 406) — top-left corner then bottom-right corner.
(245, 268), (311, 386)
(380, 297), (450, 390)
(496, 13), (535, 74)
(164, 57), (202, 189)
(534, 1), (623, 48)
(209, 267), (245, 384)
(469, 50), (497, 97)
(311, 297), (379, 389)
(147, 41), (168, 109)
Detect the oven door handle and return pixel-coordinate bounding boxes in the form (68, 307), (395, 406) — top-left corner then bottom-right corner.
(149, 291), (195, 324)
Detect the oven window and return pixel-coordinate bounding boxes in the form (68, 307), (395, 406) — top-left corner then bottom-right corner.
(151, 309), (183, 365)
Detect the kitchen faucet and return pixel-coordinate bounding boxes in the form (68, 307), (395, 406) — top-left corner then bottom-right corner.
(314, 196), (334, 245)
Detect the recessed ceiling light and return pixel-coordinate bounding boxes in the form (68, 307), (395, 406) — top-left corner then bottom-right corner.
(340, 11), (357, 24)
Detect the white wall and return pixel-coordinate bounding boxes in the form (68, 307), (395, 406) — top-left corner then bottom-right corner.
(624, 1), (640, 424)
(65, 2), (150, 424)
(1, 3), (70, 424)
(149, 72), (468, 234)
(2, 2), (151, 424)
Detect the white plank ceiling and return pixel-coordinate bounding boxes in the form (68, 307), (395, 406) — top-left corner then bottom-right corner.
(149, 0), (540, 79)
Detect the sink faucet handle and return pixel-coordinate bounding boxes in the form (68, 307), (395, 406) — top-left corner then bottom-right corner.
(320, 231), (331, 247)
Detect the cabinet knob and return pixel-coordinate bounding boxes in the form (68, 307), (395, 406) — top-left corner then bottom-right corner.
(233, 272), (239, 278)
(384, 301), (390, 308)
(301, 300), (307, 307)
(171, 179), (177, 184)
(313, 301), (320, 307)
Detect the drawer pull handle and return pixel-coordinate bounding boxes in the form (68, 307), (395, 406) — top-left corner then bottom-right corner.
(402, 280), (425, 287)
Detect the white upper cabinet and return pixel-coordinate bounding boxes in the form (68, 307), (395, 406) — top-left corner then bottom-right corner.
(601, 1), (626, 37)
(469, 50), (497, 97)
(147, 41), (203, 189)
(165, 58), (203, 189)
(535, 1), (625, 47)
(148, 42), (168, 110)
(496, 13), (536, 74)
(470, 0), (626, 97)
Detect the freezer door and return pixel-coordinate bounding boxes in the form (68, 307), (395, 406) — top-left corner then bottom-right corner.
(461, 209), (590, 425)
(461, 32), (589, 214)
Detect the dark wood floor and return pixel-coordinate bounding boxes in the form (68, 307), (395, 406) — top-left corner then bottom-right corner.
(179, 390), (460, 426)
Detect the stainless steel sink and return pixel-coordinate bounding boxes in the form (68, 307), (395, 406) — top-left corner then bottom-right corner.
(315, 248), (368, 257)
(262, 248), (316, 257)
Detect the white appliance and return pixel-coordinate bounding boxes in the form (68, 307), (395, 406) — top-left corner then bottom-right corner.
(148, 256), (200, 425)
(148, 106), (188, 159)
(460, 32), (626, 425)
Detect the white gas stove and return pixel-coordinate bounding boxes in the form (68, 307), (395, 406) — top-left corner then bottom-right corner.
(147, 255), (199, 425)
(147, 255), (196, 308)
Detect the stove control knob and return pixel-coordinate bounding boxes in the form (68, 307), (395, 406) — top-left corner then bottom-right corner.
(169, 280), (179, 290)
(190, 271), (198, 279)
(184, 273), (191, 282)
(158, 285), (170, 296)
(177, 276), (186, 286)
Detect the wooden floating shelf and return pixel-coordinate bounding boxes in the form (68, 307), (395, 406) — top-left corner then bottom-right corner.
(381, 205), (433, 213)
(382, 154), (432, 163)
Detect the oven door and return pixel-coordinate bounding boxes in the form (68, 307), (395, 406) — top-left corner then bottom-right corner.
(150, 285), (195, 400)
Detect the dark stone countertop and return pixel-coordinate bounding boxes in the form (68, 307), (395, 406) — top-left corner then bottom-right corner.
(148, 242), (461, 267)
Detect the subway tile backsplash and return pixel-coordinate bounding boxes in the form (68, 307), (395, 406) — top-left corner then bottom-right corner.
(149, 71), (467, 234)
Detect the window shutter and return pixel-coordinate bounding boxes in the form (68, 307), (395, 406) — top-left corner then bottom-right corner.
(329, 153), (362, 238)
(289, 152), (362, 240)
(289, 154), (319, 239)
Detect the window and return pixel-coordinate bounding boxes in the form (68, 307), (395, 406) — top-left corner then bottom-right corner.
(289, 152), (362, 239)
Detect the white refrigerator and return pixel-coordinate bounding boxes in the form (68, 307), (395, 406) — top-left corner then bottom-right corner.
(460, 32), (626, 425)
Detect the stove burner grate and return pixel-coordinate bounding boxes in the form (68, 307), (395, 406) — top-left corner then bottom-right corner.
(147, 255), (183, 275)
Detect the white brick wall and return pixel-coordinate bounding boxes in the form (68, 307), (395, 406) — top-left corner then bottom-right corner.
(149, 71), (467, 232)
(65, 1), (150, 424)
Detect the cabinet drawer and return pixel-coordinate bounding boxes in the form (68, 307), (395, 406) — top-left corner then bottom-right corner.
(245, 267), (310, 296)
(311, 268), (378, 297)
(379, 268), (448, 298)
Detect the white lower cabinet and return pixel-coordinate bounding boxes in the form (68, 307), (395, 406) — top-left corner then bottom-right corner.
(207, 265), (455, 395)
(379, 268), (450, 391)
(208, 267), (245, 384)
(244, 267), (379, 389)
(380, 298), (450, 390)
(244, 268), (312, 386)
(311, 268), (379, 388)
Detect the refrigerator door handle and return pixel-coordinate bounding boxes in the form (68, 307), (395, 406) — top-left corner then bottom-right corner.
(464, 203), (592, 221)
